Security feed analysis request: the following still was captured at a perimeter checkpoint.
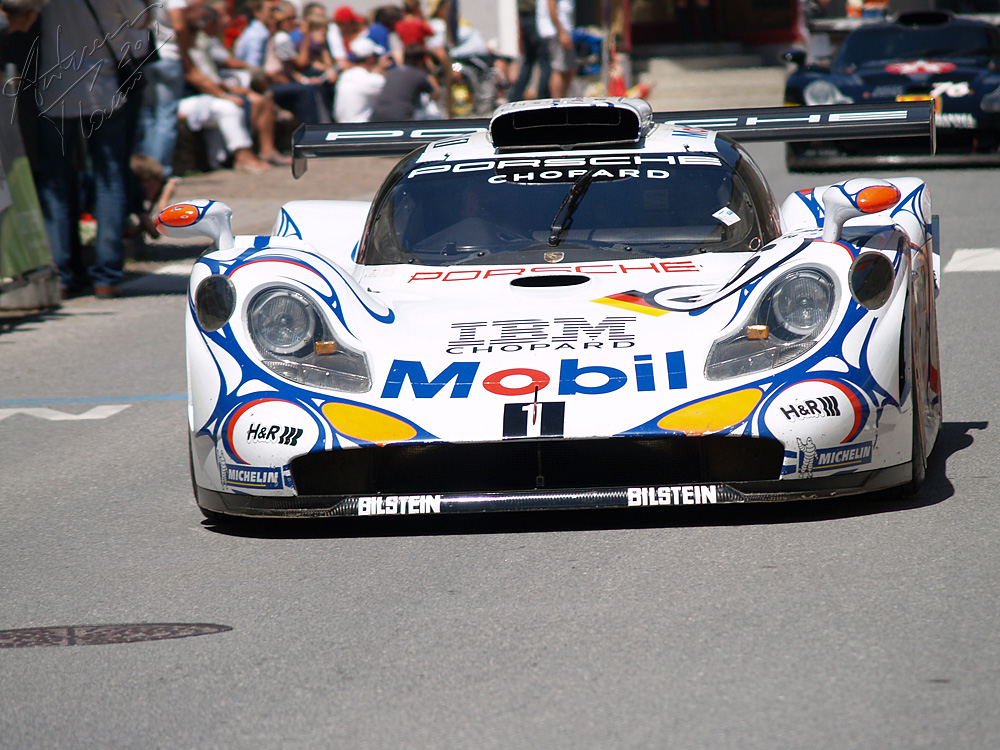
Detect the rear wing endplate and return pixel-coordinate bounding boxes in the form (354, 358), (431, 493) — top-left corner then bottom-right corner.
(291, 101), (934, 177)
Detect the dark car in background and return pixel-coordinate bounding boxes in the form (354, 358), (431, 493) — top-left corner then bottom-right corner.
(784, 11), (1000, 169)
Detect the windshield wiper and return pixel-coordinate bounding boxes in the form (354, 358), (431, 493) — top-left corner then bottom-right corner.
(548, 167), (598, 247)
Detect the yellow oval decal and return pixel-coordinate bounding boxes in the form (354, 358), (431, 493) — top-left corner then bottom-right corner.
(656, 388), (763, 435)
(322, 403), (417, 445)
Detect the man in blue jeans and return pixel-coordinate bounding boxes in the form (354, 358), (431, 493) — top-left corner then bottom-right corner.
(138, 0), (195, 180)
(34, 0), (147, 299)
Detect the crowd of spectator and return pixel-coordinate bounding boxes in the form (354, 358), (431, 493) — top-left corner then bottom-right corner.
(0, 0), (576, 299)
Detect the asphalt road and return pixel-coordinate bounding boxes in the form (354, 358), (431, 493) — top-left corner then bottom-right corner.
(2, 144), (999, 749)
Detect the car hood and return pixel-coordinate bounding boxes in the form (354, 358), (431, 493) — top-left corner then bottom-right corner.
(314, 237), (830, 439)
(190, 229), (900, 448)
(844, 60), (991, 90)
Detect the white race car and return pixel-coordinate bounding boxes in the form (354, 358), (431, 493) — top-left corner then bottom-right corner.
(160, 98), (941, 520)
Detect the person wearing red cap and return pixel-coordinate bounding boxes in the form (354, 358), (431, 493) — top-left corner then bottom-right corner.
(334, 5), (364, 25)
(327, 5), (365, 68)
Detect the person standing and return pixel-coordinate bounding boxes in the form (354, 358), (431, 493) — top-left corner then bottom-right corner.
(137, 0), (196, 179)
(509, 0), (550, 101)
(537, 0), (576, 98)
(35, 0), (149, 298)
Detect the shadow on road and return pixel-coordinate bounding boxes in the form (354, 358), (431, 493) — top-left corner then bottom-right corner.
(205, 420), (987, 540)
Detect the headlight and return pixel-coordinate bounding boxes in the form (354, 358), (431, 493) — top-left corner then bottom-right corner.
(803, 80), (853, 106)
(705, 269), (835, 380)
(194, 274), (236, 332)
(247, 287), (371, 393)
(772, 271), (833, 335)
(982, 82), (1000, 113)
(250, 289), (315, 354)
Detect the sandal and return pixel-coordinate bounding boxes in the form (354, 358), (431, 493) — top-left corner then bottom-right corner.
(235, 159), (271, 174)
(262, 152), (292, 166)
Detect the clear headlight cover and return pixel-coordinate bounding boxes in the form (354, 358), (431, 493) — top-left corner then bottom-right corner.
(982, 82), (1000, 113)
(772, 271), (833, 335)
(250, 289), (315, 355)
(247, 287), (371, 393)
(705, 269), (836, 380)
(803, 80), (853, 106)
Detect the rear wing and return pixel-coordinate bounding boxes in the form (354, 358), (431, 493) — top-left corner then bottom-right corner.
(291, 101), (935, 177)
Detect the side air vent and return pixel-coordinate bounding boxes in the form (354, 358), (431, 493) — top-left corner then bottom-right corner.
(490, 98), (653, 152)
(510, 275), (590, 288)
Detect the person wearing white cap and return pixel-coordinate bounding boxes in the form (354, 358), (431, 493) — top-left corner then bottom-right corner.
(334, 36), (390, 122)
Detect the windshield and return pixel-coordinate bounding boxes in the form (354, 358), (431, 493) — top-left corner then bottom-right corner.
(361, 156), (761, 266)
(836, 25), (996, 67)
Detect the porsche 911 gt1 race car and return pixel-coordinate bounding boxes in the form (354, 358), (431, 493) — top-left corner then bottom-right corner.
(784, 10), (1000, 169)
(161, 97), (942, 521)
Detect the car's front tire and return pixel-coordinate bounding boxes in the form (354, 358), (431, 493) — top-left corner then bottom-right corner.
(898, 314), (927, 496)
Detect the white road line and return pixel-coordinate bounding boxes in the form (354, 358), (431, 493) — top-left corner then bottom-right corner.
(154, 261), (197, 276)
(943, 248), (1000, 273)
(0, 405), (130, 422)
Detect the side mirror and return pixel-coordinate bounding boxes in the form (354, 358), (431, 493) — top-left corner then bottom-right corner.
(821, 179), (901, 242)
(783, 49), (807, 68)
(156, 200), (236, 251)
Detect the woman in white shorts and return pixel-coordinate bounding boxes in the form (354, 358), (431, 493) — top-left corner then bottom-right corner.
(178, 94), (269, 172)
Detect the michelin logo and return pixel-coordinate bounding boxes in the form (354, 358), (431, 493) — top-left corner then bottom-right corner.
(798, 440), (873, 476)
(627, 485), (717, 506)
(815, 442), (873, 469)
(224, 465), (283, 490)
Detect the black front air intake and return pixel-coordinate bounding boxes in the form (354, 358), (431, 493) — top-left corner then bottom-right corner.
(290, 435), (785, 497)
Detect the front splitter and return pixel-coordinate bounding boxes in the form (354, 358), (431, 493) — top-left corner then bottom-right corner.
(195, 464), (911, 519)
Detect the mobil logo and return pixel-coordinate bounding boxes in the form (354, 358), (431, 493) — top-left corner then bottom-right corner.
(381, 353), (688, 398)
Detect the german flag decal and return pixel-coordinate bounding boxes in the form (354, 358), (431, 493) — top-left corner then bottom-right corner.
(593, 290), (670, 316)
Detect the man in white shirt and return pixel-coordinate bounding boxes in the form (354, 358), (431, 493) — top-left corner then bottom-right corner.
(334, 37), (389, 123)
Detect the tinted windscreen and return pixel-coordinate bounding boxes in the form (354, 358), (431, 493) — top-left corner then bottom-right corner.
(836, 26), (995, 67)
(362, 156), (760, 266)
